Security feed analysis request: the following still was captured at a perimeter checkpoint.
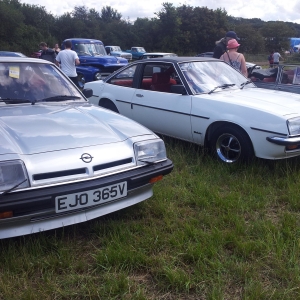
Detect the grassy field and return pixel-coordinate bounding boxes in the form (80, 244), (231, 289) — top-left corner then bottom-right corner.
(1, 138), (300, 299)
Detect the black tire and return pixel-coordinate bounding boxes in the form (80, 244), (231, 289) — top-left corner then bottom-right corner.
(77, 74), (85, 89)
(99, 98), (119, 113)
(210, 125), (254, 164)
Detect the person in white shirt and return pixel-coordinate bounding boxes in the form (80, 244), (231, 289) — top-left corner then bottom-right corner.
(55, 40), (80, 87)
(273, 51), (282, 66)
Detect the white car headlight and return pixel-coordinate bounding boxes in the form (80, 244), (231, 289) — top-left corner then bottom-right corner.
(134, 140), (167, 165)
(94, 73), (102, 81)
(0, 160), (29, 193)
(287, 117), (300, 135)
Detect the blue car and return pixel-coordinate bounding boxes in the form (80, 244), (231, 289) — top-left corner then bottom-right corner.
(62, 39), (128, 88)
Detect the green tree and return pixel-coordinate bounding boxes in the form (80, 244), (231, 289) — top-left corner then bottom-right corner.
(234, 24), (265, 54)
(0, 0), (25, 50)
(154, 2), (182, 53)
(101, 6), (122, 22)
(260, 21), (296, 51)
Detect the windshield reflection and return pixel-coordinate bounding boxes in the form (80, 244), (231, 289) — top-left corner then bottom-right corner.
(112, 46), (122, 52)
(0, 62), (83, 103)
(179, 61), (255, 94)
(74, 43), (107, 56)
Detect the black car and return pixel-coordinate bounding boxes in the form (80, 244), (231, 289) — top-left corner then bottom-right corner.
(249, 64), (300, 94)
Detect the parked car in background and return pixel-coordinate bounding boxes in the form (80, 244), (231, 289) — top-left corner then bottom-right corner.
(0, 51), (27, 57)
(62, 38), (128, 88)
(105, 46), (132, 61)
(0, 57), (173, 239)
(249, 64), (300, 94)
(140, 52), (178, 59)
(125, 47), (146, 60)
(196, 52), (214, 57)
(85, 56), (300, 164)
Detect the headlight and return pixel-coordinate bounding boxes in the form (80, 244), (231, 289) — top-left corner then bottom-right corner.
(94, 73), (102, 81)
(0, 160), (29, 193)
(134, 140), (167, 165)
(287, 117), (300, 135)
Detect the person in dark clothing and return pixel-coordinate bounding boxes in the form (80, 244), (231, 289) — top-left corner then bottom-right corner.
(39, 42), (56, 63)
(213, 31), (240, 59)
(268, 51), (274, 68)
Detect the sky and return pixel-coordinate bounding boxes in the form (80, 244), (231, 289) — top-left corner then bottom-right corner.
(20, 0), (300, 24)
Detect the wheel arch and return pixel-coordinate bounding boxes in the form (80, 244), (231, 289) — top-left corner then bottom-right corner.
(205, 121), (254, 153)
(98, 98), (119, 113)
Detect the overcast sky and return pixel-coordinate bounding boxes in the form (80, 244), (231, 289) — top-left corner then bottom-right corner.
(20, 0), (300, 24)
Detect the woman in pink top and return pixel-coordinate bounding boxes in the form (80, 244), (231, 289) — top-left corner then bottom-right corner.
(220, 39), (247, 77)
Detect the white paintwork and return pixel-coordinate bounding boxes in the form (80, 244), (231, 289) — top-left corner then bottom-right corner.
(86, 58), (300, 161)
(0, 58), (171, 238)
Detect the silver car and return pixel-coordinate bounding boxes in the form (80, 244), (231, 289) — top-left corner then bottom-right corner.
(0, 57), (173, 239)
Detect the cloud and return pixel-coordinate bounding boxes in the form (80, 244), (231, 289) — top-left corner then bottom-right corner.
(20, 0), (300, 24)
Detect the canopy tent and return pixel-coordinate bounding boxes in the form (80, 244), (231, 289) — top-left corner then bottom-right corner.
(290, 38), (300, 52)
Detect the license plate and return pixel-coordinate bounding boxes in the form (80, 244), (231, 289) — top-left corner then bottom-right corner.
(55, 181), (127, 213)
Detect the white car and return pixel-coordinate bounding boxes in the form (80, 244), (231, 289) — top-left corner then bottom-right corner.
(0, 57), (173, 239)
(85, 57), (300, 164)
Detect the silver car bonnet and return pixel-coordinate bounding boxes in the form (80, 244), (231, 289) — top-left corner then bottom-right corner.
(0, 103), (152, 155)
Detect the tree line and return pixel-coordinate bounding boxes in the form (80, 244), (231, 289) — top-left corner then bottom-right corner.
(1, 0), (300, 56)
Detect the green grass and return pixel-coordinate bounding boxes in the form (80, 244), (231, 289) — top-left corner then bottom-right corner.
(1, 138), (300, 299)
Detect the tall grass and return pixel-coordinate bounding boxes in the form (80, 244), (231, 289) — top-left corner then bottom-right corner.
(1, 138), (300, 299)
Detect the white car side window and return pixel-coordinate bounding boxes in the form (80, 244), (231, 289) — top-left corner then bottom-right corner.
(108, 65), (137, 88)
(140, 63), (181, 93)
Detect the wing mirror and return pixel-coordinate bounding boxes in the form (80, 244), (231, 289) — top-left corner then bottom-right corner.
(170, 84), (187, 95)
(82, 88), (93, 98)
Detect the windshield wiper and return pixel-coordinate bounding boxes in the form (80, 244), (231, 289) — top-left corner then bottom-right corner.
(42, 95), (81, 102)
(0, 98), (36, 105)
(0, 179), (27, 198)
(240, 80), (253, 89)
(208, 84), (236, 94)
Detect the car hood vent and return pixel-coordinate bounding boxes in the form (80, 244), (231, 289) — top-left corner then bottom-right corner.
(32, 157), (133, 183)
(33, 168), (87, 181)
(93, 158), (132, 172)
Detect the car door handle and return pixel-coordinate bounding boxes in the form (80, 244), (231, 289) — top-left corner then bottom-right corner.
(136, 94), (144, 98)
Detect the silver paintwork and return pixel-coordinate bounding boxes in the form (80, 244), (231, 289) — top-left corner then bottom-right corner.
(0, 184), (153, 239)
(0, 58), (170, 238)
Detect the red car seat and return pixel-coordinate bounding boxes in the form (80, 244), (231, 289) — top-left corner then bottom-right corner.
(151, 72), (176, 92)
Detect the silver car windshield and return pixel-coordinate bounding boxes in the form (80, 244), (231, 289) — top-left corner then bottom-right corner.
(0, 62), (83, 104)
(179, 61), (255, 94)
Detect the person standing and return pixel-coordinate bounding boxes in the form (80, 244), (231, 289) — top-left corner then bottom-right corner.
(55, 40), (80, 88)
(220, 39), (247, 77)
(213, 31), (240, 59)
(53, 43), (61, 55)
(268, 51), (274, 68)
(39, 42), (56, 63)
(273, 50), (282, 66)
